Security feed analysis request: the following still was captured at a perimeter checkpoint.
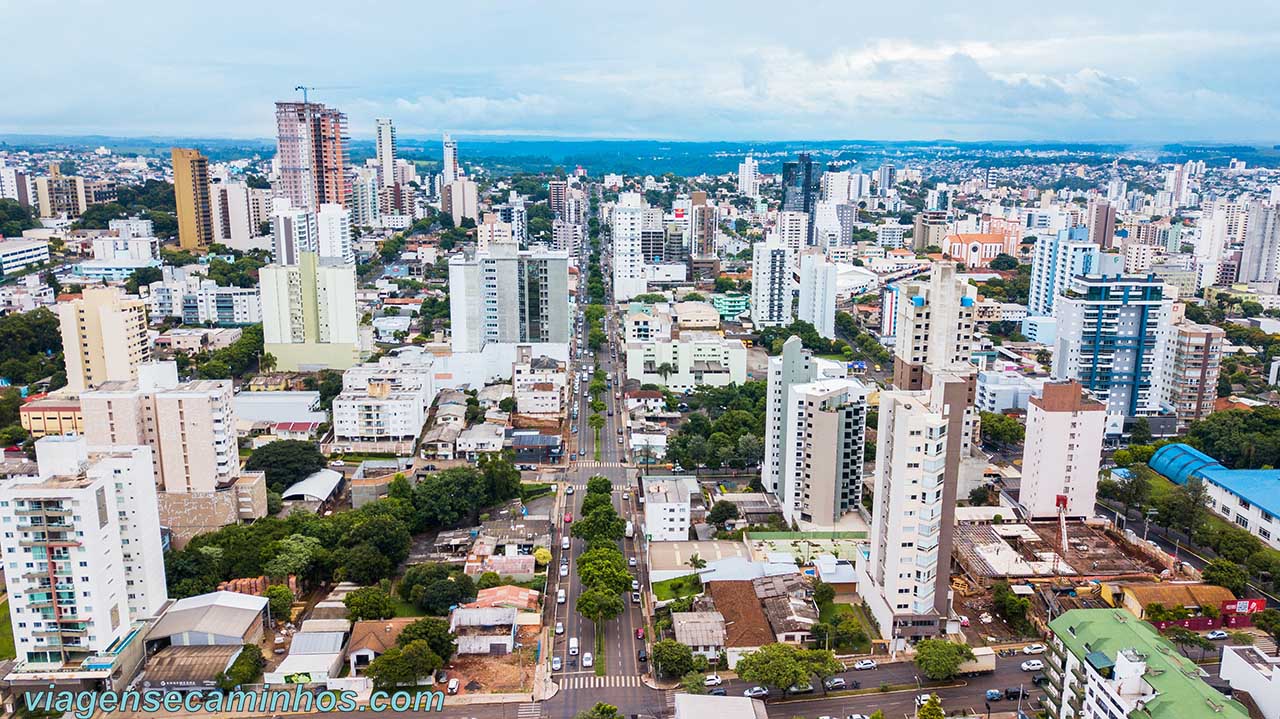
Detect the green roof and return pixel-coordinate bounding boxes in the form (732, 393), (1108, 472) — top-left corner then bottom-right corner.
(1047, 609), (1247, 719)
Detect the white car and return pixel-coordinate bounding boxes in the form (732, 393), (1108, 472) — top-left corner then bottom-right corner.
(1022, 644), (1046, 655)
(743, 686), (769, 698)
(704, 675), (723, 687)
(1206, 630), (1229, 640)
(628, 557), (637, 567)
(853, 659), (878, 670)
(559, 564), (569, 577)
(1021, 660), (1044, 672)
(565, 486), (575, 495)
(555, 622), (564, 635)
(622, 492), (630, 500)
(631, 579), (640, 591)
(552, 656), (562, 671)
(582, 652), (594, 667)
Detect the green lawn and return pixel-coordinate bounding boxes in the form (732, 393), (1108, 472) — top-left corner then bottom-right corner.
(652, 574), (702, 601)
(817, 600), (872, 654)
(392, 599), (426, 618)
(0, 599), (14, 660)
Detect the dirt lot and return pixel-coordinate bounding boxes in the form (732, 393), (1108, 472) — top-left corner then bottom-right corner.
(446, 631), (539, 695)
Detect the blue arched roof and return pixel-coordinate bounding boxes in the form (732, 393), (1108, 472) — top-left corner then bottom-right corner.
(1148, 443), (1223, 486)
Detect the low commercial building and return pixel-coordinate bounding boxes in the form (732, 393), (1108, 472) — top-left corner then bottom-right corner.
(263, 631), (346, 685)
(0, 238), (50, 275)
(625, 331), (747, 391)
(1149, 444), (1280, 551)
(146, 591), (269, 648)
(1220, 646), (1280, 719)
(975, 368), (1047, 412)
(18, 396), (84, 437)
(672, 611), (727, 662)
(673, 695), (767, 719)
(449, 607), (518, 655)
(1046, 609), (1249, 719)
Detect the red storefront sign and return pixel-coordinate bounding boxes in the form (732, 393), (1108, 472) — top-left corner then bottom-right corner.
(1221, 598), (1267, 615)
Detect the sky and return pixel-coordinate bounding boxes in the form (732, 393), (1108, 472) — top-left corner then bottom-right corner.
(4, 0), (1279, 143)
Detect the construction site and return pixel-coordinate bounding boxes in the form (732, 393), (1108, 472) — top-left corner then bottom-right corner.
(951, 519), (1165, 589)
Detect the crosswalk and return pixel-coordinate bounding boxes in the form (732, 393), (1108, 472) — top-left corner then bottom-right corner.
(662, 690), (676, 711)
(557, 674), (643, 689)
(516, 703), (542, 719)
(574, 461), (628, 468)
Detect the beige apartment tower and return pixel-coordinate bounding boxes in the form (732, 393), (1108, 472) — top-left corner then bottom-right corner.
(172, 148), (213, 251)
(57, 286), (151, 393)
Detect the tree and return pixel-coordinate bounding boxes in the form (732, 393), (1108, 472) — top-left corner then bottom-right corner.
(216, 645), (265, 690)
(650, 639), (695, 678)
(992, 582), (1033, 634)
(1204, 559), (1253, 597)
(572, 505), (626, 544)
(979, 411), (1024, 445)
(812, 580), (835, 607)
(344, 513), (411, 568)
(989, 254), (1019, 271)
(1158, 477), (1210, 536)
(680, 671), (708, 694)
(1164, 626), (1214, 659)
(366, 641), (442, 689)
(687, 553), (706, 570)
(1129, 418), (1153, 445)
(588, 413), (605, 433)
(1252, 609), (1280, 646)
(578, 546), (632, 594)
(244, 440), (326, 493)
(706, 501), (740, 527)
(342, 543), (393, 585)
(918, 694), (944, 719)
(734, 643), (811, 693)
(344, 586), (397, 621)
(968, 485), (995, 506)
(412, 467), (489, 528)
(576, 586), (624, 624)
(124, 266), (163, 294)
(264, 584), (294, 624)
(534, 547), (552, 566)
(913, 639), (975, 681)
(499, 396), (516, 413)
(574, 703), (621, 719)
(478, 451), (522, 504)
(397, 617), (457, 662)
(586, 475), (612, 495)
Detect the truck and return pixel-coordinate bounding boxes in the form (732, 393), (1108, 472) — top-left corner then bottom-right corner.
(955, 646), (997, 677)
(625, 521), (635, 539)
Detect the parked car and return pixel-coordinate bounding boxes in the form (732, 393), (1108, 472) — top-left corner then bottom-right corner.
(551, 656), (562, 671)
(1032, 673), (1049, 686)
(1206, 630), (1229, 640)
(564, 513), (573, 523)
(628, 557), (637, 567)
(743, 687), (769, 698)
(1022, 644), (1046, 655)
(631, 579), (640, 591)
(853, 659), (878, 670)
(1005, 688), (1028, 700)
(704, 675), (723, 686)
(637, 649), (647, 662)
(708, 688), (727, 696)
(635, 627), (644, 640)
(1020, 660), (1044, 672)
(583, 652), (593, 668)
(985, 689), (1003, 702)
(559, 564), (569, 577)
(786, 682), (814, 695)
(847, 715), (870, 719)
(631, 592), (642, 604)
(555, 622), (564, 635)
(823, 677), (847, 690)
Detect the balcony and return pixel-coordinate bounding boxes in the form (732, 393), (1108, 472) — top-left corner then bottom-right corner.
(915, 551), (938, 568)
(1070, 663), (1086, 684)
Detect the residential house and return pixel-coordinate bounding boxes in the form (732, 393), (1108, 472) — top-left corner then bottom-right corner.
(449, 607), (519, 655)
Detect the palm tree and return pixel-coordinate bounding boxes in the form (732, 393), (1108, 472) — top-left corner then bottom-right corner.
(687, 553), (706, 570)
(656, 362), (675, 385)
(259, 352), (277, 373)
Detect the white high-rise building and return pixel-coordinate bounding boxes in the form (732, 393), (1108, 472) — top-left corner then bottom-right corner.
(316, 203), (354, 264)
(751, 235), (793, 328)
(442, 178), (479, 223)
(763, 338), (818, 495)
(611, 193), (647, 301)
(0, 435), (167, 670)
(798, 253), (837, 338)
(375, 118), (397, 188)
(210, 181), (272, 252)
(1027, 226), (1105, 317)
(1240, 203), (1280, 285)
(81, 361), (239, 495)
(821, 171), (854, 203)
(892, 261), (976, 391)
(812, 201), (844, 247)
(778, 378), (868, 527)
(862, 371), (971, 647)
(442, 133), (458, 184)
(260, 252), (360, 371)
(270, 197), (317, 266)
(775, 211), (809, 255)
(476, 213), (515, 252)
(1018, 381), (1105, 520)
(448, 243), (570, 353)
(349, 168), (382, 228)
(737, 155), (759, 198)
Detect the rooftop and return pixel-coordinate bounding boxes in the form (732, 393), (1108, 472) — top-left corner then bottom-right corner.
(348, 618), (418, 656)
(672, 611), (727, 648)
(1049, 609), (1249, 719)
(705, 580), (775, 648)
(148, 591), (267, 641)
(1150, 443), (1280, 521)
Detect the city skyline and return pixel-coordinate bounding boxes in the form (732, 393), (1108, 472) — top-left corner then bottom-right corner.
(5, 1), (1280, 143)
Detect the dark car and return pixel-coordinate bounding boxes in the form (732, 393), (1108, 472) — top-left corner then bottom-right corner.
(708, 688), (727, 696)
(1006, 688), (1029, 700)
(1032, 673), (1049, 687)
(637, 649), (647, 662)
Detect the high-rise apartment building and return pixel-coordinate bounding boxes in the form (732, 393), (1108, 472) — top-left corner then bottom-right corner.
(737, 155), (759, 198)
(689, 191), (718, 258)
(269, 198), (317, 266)
(171, 148), (213, 251)
(316, 203), (354, 264)
(875, 163), (897, 194)
(1019, 381), (1105, 520)
(774, 211), (809, 256)
(476, 213), (515, 252)
(548, 179), (568, 218)
(34, 163), (87, 218)
(0, 435), (167, 671)
(260, 251), (360, 371)
(275, 101), (349, 209)
(863, 371), (971, 646)
(1162, 322), (1224, 429)
(442, 133), (459, 184)
(497, 202), (528, 244)
(1052, 274), (1173, 421)
(448, 243), (570, 353)
(798, 253), (837, 338)
(349, 168), (381, 228)
(821, 171), (853, 203)
(58, 286), (151, 393)
(611, 193), (647, 301)
(892, 261), (976, 390)
(375, 118), (397, 188)
(210, 181), (272, 251)
(778, 378), (868, 527)
(80, 362), (238, 494)
(751, 235), (793, 328)
(763, 338), (818, 496)
(442, 178), (478, 223)
(1086, 198), (1118, 249)
(1240, 202), (1280, 286)
(0, 160), (34, 207)
(1027, 227), (1105, 317)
